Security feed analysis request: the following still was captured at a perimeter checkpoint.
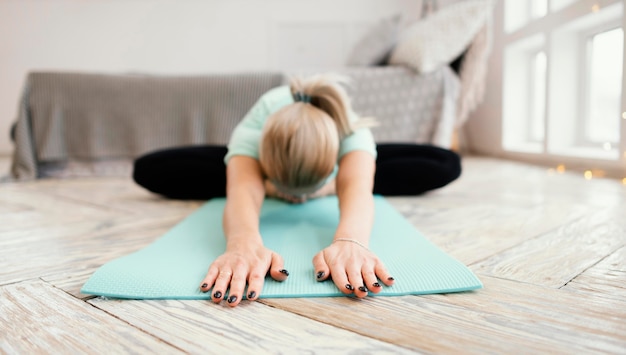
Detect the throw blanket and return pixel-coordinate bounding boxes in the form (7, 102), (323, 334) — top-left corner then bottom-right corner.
(10, 67), (459, 180)
(456, 21), (492, 127)
(342, 66), (459, 148)
(11, 72), (285, 180)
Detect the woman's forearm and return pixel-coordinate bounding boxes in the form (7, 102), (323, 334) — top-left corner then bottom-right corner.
(223, 187), (264, 247)
(222, 157), (266, 248)
(334, 151), (376, 246)
(335, 185), (374, 246)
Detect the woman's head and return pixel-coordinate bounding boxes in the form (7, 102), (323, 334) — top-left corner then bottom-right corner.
(259, 74), (354, 195)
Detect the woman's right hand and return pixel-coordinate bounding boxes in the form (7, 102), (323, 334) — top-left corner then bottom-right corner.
(199, 241), (288, 307)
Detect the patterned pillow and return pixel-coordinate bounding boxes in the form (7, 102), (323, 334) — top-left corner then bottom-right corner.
(389, 0), (495, 74)
(346, 14), (402, 66)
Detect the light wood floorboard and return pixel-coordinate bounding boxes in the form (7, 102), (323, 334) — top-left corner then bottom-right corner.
(562, 245), (626, 302)
(261, 275), (626, 354)
(1, 281), (181, 354)
(1, 156), (625, 353)
(471, 206), (625, 287)
(89, 297), (413, 354)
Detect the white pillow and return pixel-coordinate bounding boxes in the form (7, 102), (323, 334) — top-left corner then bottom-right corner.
(346, 14), (402, 66)
(389, 0), (495, 74)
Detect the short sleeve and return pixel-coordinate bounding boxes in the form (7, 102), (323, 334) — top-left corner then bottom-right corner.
(224, 86), (294, 164)
(338, 128), (377, 159)
(223, 97), (270, 164)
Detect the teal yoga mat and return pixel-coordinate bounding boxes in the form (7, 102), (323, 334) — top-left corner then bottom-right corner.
(81, 196), (482, 299)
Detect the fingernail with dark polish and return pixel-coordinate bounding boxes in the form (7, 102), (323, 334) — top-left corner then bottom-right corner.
(248, 291), (256, 299)
(279, 269), (290, 276)
(227, 295), (237, 303)
(387, 277), (395, 281)
(213, 291), (222, 299)
(373, 282), (381, 287)
(316, 271), (325, 279)
(358, 286), (367, 292)
(201, 283), (208, 288)
(345, 284), (354, 291)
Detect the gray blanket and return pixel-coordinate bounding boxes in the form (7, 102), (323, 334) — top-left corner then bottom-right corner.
(11, 72), (285, 179)
(343, 66), (459, 147)
(10, 67), (459, 180)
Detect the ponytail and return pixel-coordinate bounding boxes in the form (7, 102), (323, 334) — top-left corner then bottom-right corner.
(289, 74), (354, 138)
(259, 73), (373, 190)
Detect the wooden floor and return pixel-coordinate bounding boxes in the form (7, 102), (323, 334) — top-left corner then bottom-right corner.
(1, 155), (625, 354)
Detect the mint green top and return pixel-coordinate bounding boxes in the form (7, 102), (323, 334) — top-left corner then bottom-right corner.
(224, 86), (377, 164)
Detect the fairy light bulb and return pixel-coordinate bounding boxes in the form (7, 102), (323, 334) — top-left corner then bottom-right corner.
(556, 164), (566, 173)
(591, 3), (600, 12)
(584, 170), (593, 180)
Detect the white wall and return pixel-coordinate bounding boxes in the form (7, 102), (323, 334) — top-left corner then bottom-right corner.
(0, 0), (421, 155)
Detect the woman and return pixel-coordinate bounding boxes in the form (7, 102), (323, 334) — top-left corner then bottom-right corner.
(133, 74), (461, 307)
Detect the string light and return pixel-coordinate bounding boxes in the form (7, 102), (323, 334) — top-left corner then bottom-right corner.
(622, 112), (626, 119)
(593, 170), (606, 178)
(551, 164), (616, 183)
(591, 3), (600, 12)
(623, 178), (626, 185)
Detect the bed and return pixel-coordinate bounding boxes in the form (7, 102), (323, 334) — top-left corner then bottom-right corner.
(9, 0), (494, 180)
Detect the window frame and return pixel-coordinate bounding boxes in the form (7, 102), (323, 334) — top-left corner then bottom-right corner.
(576, 21), (623, 149)
(530, 0), (548, 20)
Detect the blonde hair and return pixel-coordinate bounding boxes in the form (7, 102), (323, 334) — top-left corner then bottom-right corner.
(259, 74), (363, 190)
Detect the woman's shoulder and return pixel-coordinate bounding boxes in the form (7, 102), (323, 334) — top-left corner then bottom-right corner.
(260, 85), (293, 110)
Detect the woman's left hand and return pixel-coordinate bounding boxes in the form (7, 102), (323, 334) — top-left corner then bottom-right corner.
(312, 240), (394, 298)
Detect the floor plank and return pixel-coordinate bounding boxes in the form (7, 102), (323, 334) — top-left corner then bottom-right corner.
(18, 176), (203, 216)
(563, 246), (626, 302)
(0, 281), (181, 354)
(260, 275), (626, 354)
(447, 158), (626, 209)
(2, 155), (626, 353)
(0, 214), (188, 285)
(88, 297), (413, 354)
(41, 269), (102, 300)
(0, 185), (119, 233)
(471, 207), (626, 288)
(386, 158), (626, 267)
(389, 196), (589, 265)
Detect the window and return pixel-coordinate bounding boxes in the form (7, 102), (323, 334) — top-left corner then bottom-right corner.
(503, 34), (546, 152)
(502, 0), (624, 167)
(551, 0), (577, 13)
(530, 51), (547, 143)
(504, 0), (548, 33)
(531, 0), (548, 19)
(583, 27), (623, 146)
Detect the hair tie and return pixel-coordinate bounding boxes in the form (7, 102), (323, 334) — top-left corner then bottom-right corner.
(293, 92), (312, 103)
